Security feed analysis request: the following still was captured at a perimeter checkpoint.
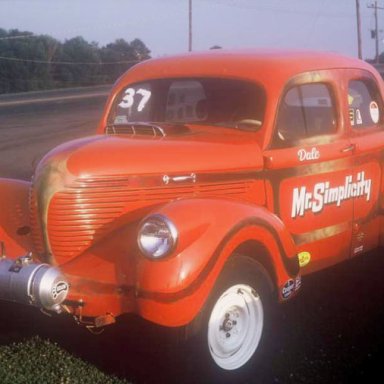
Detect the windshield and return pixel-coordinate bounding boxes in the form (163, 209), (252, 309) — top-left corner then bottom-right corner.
(108, 78), (265, 130)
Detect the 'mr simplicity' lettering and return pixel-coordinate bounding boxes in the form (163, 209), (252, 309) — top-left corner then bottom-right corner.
(291, 171), (371, 218)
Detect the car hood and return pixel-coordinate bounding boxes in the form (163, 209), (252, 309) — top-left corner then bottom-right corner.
(36, 130), (264, 179)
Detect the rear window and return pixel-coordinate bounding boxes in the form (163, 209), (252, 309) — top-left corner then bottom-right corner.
(348, 79), (382, 128)
(108, 78), (266, 130)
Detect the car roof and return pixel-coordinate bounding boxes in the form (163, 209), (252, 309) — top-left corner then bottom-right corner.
(120, 49), (376, 87)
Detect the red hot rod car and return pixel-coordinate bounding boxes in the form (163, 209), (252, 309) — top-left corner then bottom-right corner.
(1, 49), (383, 377)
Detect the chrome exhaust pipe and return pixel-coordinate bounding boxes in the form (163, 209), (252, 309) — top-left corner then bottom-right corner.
(0, 255), (69, 313)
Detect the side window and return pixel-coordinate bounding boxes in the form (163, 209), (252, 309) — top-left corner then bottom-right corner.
(348, 79), (381, 128)
(275, 83), (336, 146)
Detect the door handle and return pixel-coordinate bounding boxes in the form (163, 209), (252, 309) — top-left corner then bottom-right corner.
(163, 173), (196, 184)
(341, 144), (355, 153)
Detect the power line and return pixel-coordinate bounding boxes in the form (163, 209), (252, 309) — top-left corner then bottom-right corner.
(0, 55), (141, 66)
(198, 0), (356, 18)
(0, 34), (36, 41)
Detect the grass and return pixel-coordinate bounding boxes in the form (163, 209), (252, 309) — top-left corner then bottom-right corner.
(0, 336), (130, 384)
(0, 303), (177, 384)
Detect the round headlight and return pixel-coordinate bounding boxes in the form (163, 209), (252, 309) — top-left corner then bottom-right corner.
(138, 215), (178, 259)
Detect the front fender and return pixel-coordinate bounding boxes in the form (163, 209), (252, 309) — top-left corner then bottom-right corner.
(0, 178), (32, 257)
(136, 198), (299, 326)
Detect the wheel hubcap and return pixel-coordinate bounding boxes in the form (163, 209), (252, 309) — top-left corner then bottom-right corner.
(207, 284), (264, 370)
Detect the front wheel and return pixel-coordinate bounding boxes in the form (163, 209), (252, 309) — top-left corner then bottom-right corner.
(207, 283), (264, 371)
(184, 255), (274, 382)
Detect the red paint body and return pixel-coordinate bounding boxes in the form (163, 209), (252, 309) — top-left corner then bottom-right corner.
(1, 50), (383, 327)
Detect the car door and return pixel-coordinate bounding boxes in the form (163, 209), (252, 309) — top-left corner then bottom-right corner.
(263, 70), (355, 274)
(345, 70), (384, 257)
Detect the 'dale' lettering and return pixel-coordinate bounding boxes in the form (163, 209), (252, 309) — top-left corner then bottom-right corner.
(298, 148), (320, 162)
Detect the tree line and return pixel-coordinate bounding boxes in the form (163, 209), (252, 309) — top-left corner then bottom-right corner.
(0, 28), (151, 94)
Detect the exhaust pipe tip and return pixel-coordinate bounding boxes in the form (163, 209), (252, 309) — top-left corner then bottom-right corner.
(31, 265), (69, 311)
(0, 257), (69, 313)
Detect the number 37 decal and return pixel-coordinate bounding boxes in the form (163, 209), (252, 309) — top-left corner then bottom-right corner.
(118, 88), (151, 111)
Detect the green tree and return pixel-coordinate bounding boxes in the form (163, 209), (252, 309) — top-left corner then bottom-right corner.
(100, 38), (150, 83)
(0, 29), (60, 92)
(130, 38), (151, 61)
(0, 29), (151, 93)
(55, 36), (101, 87)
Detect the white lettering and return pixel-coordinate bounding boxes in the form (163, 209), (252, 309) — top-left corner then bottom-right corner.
(291, 171), (372, 218)
(298, 147), (320, 162)
(118, 87), (152, 111)
(136, 88), (152, 111)
(291, 187), (307, 217)
(118, 87), (135, 109)
(312, 183), (324, 213)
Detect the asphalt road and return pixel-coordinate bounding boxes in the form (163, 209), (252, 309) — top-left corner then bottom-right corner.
(0, 85), (109, 180)
(0, 90), (383, 383)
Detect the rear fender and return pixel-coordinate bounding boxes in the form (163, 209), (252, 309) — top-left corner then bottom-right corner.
(136, 198), (299, 326)
(0, 178), (32, 258)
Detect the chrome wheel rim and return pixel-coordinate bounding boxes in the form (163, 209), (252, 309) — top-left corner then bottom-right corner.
(207, 284), (264, 370)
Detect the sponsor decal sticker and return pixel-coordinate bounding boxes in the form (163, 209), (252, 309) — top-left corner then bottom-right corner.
(356, 109), (363, 125)
(349, 108), (355, 125)
(369, 101), (379, 124)
(114, 115), (129, 124)
(281, 276), (301, 300)
(282, 279), (295, 299)
(295, 275), (302, 291)
(298, 251), (311, 267)
(353, 245), (364, 255)
(291, 171), (372, 218)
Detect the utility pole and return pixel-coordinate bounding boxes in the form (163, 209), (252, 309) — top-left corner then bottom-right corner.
(368, 1), (384, 63)
(189, 0), (192, 52)
(356, 0), (362, 59)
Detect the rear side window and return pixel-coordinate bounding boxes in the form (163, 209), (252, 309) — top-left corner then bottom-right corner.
(348, 79), (381, 128)
(275, 83), (336, 146)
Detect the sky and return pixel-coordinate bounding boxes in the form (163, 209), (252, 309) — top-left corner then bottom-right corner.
(0, 0), (381, 61)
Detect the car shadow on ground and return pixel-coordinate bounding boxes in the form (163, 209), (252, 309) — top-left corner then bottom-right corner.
(1, 250), (384, 384)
